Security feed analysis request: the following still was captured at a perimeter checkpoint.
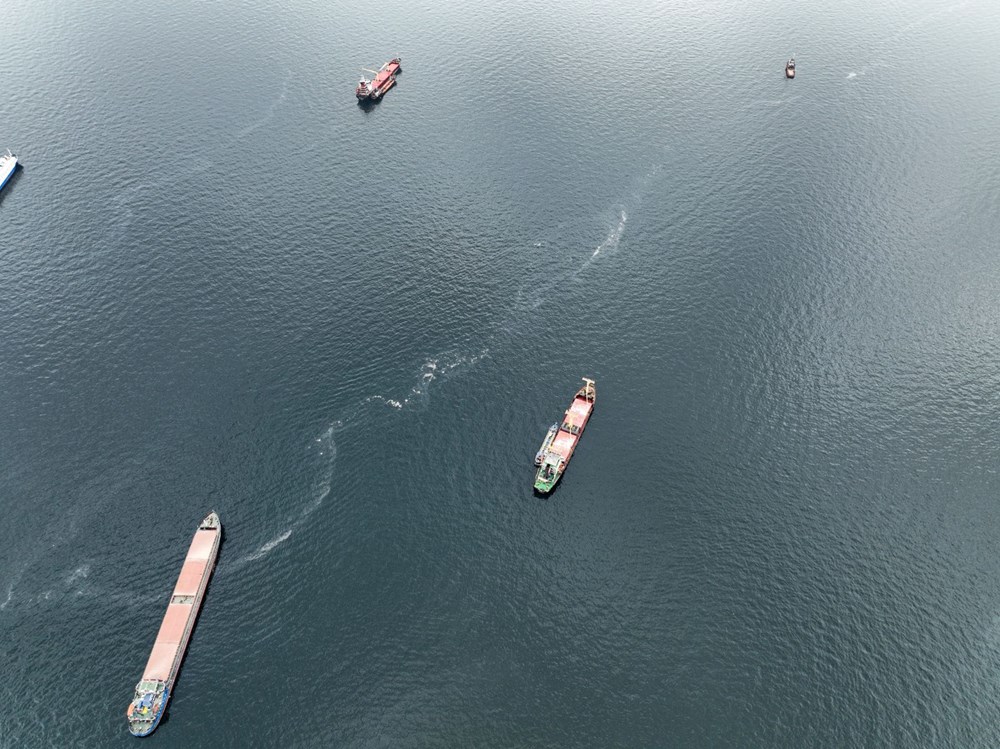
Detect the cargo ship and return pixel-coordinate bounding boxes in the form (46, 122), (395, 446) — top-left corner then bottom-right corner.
(356, 57), (402, 101)
(0, 149), (17, 193)
(533, 378), (596, 494)
(785, 57), (796, 79)
(126, 513), (222, 737)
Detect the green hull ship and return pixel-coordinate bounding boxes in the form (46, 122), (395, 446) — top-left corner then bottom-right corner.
(533, 379), (596, 494)
(533, 462), (560, 494)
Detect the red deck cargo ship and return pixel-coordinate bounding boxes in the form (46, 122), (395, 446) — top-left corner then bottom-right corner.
(533, 379), (596, 494)
(126, 513), (221, 737)
(356, 57), (402, 101)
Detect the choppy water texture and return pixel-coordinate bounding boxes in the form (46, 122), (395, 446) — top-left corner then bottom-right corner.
(3, 0), (1000, 745)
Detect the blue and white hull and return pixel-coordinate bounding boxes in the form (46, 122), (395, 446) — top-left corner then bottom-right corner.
(128, 685), (169, 737)
(0, 149), (17, 193)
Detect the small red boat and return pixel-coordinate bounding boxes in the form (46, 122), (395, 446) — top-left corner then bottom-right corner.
(356, 57), (402, 101)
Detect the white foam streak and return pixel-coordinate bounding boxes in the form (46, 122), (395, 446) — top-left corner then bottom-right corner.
(243, 529), (294, 563)
(66, 565), (90, 584)
(232, 427), (337, 568)
(848, 1), (968, 78)
(236, 72), (291, 138)
(592, 208), (628, 259)
(235, 202), (625, 571)
(361, 351), (488, 412)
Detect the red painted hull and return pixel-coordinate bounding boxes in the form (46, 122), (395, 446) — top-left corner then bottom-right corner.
(356, 58), (402, 101)
(534, 379), (596, 493)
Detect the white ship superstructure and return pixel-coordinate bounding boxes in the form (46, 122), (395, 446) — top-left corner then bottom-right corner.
(0, 149), (17, 193)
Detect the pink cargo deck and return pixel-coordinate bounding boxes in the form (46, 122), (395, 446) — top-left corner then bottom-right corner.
(533, 379), (596, 493)
(142, 526), (218, 680)
(127, 513), (221, 736)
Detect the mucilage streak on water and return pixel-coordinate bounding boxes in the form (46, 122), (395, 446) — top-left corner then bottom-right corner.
(591, 207), (628, 259)
(2, 560), (162, 612)
(242, 159), (664, 565)
(229, 425), (336, 569)
(516, 204), (630, 314)
(0, 196), (637, 596)
(847, 1), (969, 79)
(106, 70), (293, 242)
(9, 201), (633, 589)
(235, 349), (489, 566)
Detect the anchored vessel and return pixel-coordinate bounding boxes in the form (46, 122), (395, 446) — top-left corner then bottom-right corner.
(127, 513), (221, 737)
(785, 57), (796, 79)
(533, 379), (596, 494)
(0, 149), (17, 193)
(356, 57), (402, 101)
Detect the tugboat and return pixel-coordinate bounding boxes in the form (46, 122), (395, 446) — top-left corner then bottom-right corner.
(533, 379), (596, 494)
(785, 57), (796, 79)
(356, 57), (402, 102)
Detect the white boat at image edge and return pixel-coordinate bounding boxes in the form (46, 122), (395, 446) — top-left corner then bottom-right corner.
(0, 149), (18, 193)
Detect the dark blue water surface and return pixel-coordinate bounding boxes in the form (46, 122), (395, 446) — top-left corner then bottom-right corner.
(3, 0), (1000, 745)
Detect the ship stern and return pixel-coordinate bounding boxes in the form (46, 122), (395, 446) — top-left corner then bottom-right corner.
(533, 465), (561, 494)
(127, 681), (169, 737)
